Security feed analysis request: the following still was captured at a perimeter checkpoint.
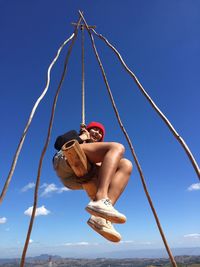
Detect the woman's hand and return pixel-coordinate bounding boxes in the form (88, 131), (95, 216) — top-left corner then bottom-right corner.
(79, 128), (90, 141)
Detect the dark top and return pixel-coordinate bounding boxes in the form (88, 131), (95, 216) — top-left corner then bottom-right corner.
(54, 130), (83, 151)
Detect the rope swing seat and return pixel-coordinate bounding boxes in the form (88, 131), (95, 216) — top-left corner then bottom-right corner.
(0, 11), (199, 267)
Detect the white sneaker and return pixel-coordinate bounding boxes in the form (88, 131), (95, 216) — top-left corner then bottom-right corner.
(86, 198), (126, 224)
(87, 215), (121, 242)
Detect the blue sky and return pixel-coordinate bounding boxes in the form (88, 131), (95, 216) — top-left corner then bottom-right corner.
(0, 0), (199, 258)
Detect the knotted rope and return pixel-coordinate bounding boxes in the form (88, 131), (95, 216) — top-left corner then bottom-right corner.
(81, 24), (86, 127)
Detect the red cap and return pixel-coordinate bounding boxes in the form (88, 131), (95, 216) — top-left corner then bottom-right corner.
(86, 122), (105, 141)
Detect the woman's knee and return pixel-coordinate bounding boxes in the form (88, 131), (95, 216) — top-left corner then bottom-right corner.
(80, 142), (125, 163)
(110, 142), (125, 157)
(120, 158), (133, 175)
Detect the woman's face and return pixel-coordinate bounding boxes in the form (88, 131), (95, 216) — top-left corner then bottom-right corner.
(89, 127), (103, 142)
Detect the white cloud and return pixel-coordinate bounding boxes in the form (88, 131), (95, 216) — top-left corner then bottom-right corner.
(64, 242), (90, 246)
(40, 183), (48, 188)
(21, 182), (35, 192)
(0, 217), (7, 224)
(187, 183), (200, 191)
(29, 239), (33, 244)
(64, 242), (73, 246)
(120, 240), (135, 244)
(41, 183), (57, 196)
(120, 240), (152, 245)
(40, 183), (69, 197)
(184, 233), (200, 239)
(24, 205), (50, 217)
(59, 187), (70, 193)
(77, 242), (89, 246)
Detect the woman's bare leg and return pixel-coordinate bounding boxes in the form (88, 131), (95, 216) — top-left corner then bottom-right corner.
(108, 158), (132, 205)
(81, 142), (125, 201)
(84, 158), (132, 204)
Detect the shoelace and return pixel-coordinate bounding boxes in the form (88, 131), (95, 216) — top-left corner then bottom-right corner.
(106, 220), (112, 227)
(103, 198), (112, 207)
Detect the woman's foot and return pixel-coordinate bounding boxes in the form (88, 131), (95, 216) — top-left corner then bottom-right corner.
(87, 215), (121, 242)
(86, 198), (126, 224)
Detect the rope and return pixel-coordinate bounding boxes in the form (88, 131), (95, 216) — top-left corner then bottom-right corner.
(79, 11), (178, 267)
(81, 25), (86, 126)
(20, 16), (82, 267)
(0, 32), (75, 206)
(91, 29), (200, 181)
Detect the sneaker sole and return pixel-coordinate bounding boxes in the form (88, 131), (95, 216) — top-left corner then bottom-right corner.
(86, 206), (126, 224)
(87, 219), (121, 243)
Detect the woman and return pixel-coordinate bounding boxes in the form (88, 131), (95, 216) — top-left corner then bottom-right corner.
(53, 122), (132, 242)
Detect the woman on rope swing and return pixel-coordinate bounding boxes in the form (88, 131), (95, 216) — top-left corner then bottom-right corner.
(53, 122), (132, 242)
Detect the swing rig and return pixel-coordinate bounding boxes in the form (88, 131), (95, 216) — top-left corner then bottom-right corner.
(0, 11), (199, 267)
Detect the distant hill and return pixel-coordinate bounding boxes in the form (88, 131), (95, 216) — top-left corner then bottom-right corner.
(26, 254), (62, 261)
(95, 247), (200, 259)
(0, 247), (199, 266)
(0, 254), (200, 267)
